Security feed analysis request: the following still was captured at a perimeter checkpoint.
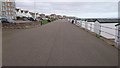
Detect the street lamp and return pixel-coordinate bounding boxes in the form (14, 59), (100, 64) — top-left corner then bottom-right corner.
(34, 0), (36, 20)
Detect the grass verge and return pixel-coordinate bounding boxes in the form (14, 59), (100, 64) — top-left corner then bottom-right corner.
(41, 20), (49, 25)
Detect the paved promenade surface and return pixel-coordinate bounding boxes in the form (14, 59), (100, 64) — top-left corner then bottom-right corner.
(3, 19), (118, 66)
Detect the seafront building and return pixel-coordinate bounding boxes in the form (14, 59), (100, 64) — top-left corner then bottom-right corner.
(0, 1), (3, 18)
(1, 0), (16, 19)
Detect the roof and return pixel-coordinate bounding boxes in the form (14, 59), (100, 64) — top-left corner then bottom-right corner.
(40, 14), (45, 16)
(50, 14), (56, 16)
(97, 19), (118, 23)
(24, 11), (28, 13)
(77, 18), (119, 23)
(67, 17), (76, 19)
(29, 12), (35, 15)
(115, 23), (120, 26)
(85, 19), (97, 22)
(21, 10), (24, 13)
(15, 8), (19, 12)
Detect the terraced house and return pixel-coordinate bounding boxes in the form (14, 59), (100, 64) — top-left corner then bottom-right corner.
(1, 0), (16, 19)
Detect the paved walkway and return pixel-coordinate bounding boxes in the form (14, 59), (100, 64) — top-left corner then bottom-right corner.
(3, 19), (118, 66)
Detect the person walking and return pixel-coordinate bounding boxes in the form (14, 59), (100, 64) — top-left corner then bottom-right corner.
(41, 21), (42, 25)
(40, 18), (43, 26)
(72, 20), (74, 24)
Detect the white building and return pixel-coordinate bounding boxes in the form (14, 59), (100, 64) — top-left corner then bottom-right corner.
(25, 11), (32, 17)
(16, 8), (22, 17)
(16, 8), (33, 18)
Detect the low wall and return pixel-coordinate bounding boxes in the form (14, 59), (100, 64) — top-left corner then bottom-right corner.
(2, 22), (41, 29)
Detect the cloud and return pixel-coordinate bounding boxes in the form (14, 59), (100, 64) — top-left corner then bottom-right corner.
(16, 2), (118, 18)
(75, 12), (118, 18)
(15, 0), (119, 2)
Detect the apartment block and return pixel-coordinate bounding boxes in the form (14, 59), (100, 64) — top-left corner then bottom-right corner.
(1, 0), (16, 19)
(0, 2), (2, 17)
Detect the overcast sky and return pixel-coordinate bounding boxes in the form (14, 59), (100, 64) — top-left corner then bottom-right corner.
(15, 0), (119, 18)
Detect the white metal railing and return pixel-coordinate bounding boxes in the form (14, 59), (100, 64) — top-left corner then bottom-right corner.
(68, 19), (120, 47)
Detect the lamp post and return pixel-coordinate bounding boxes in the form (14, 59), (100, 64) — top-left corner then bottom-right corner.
(34, 0), (36, 20)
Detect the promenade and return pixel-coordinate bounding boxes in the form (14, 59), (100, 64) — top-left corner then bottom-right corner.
(2, 19), (118, 66)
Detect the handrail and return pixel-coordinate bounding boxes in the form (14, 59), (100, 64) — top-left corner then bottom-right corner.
(87, 23), (118, 30)
(69, 19), (120, 45)
(100, 30), (117, 37)
(87, 23), (120, 31)
(76, 21), (120, 38)
(100, 25), (117, 30)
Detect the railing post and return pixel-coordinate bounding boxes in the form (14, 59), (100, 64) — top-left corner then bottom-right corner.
(79, 20), (81, 27)
(99, 25), (101, 36)
(80, 20), (82, 27)
(118, 25), (120, 48)
(85, 21), (88, 29)
(115, 24), (120, 48)
(94, 21), (101, 37)
(90, 23), (92, 31)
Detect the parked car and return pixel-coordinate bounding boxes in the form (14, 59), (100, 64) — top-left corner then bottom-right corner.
(47, 19), (51, 22)
(27, 17), (35, 21)
(1, 18), (9, 23)
(1, 18), (15, 23)
(7, 18), (15, 23)
(0, 18), (1, 23)
(21, 17), (30, 21)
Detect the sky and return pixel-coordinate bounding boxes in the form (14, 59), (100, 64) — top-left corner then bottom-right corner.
(15, 0), (119, 18)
